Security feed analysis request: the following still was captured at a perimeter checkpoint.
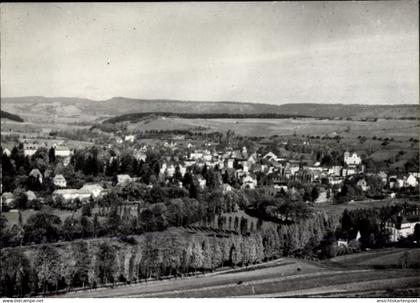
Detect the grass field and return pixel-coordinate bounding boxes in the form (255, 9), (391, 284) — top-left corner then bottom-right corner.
(56, 248), (420, 298)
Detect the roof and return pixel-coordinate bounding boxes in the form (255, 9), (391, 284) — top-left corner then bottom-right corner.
(29, 168), (42, 177)
(53, 174), (66, 180)
(80, 184), (104, 191)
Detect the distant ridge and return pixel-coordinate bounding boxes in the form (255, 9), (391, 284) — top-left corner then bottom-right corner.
(0, 110), (24, 122)
(1, 96), (418, 120)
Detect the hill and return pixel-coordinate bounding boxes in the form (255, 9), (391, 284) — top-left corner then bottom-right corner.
(1, 96), (418, 122)
(0, 110), (24, 122)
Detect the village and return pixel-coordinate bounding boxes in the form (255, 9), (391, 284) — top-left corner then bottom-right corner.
(1, 130), (419, 246)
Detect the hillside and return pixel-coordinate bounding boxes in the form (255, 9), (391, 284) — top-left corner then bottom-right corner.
(0, 110), (24, 122)
(1, 96), (418, 121)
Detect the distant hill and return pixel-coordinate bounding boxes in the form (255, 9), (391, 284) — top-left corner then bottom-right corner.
(1, 96), (418, 121)
(0, 110), (24, 122)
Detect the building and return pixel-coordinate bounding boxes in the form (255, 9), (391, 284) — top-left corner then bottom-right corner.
(1, 192), (15, 206)
(241, 174), (257, 189)
(52, 189), (91, 202)
(117, 174), (134, 184)
(2, 148), (11, 156)
(356, 179), (369, 192)
(24, 144), (41, 157)
(197, 175), (207, 189)
(125, 135), (135, 142)
(29, 169), (43, 184)
(385, 214), (420, 242)
(53, 174), (67, 188)
(79, 184), (104, 198)
(25, 191), (37, 201)
(344, 151), (362, 166)
(54, 145), (71, 157)
(405, 174), (419, 188)
(222, 184), (233, 194)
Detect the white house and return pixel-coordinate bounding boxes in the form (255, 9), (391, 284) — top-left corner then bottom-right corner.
(166, 164), (175, 177)
(29, 169), (43, 184)
(241, 174), (257, 189)
(197, 175), (207, 189)
(405, 174), (418, 188)
(222, 184), (233, 194)
(1, 192), (15, 206)
(2, 148), (11, 156)
(385, 216), (420, 242)
(52, 189), (91, 202)
(79, 184), (104, 198)
(344, 152), (362, 166)
(356, 179), (369, 192)
(53, 174), (67, 188)
(117, 174), (134, 184)
(54, 145), (71, 157)
(125, 135), (135, 142)
(190, 152), (203, 160)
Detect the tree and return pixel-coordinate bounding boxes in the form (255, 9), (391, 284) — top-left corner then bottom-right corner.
(96, 243), (116, 284)
(81, 203), (92, 217)
(34, 245), (61, 293)
(0, 249), (31, 297)
(49, 147), (56, 164)
(24, 212), (62, 244)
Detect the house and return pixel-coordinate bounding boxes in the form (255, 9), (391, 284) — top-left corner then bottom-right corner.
(226, 158), (235, 169)
(29, 169), (43, 184)
(53, 174), (67, 188)
(328, 166), (343, 176)
(125, 135), (135, 142)
(1, 192), (15, 206)
(178, 165), (187, 177)
(337, 239), (348, 247)
(63, 156), (71, 167)
(52, 189), (91, 202)
(117, 174), (134, 184)
(389, 176), (404, 189)
(342, 167), (358, 177)
(344, 151), (362, 166)
(263, 152), (278, 162)
(166, 164), (175, 177)
(385, 214), (420, 242)
(79, 184), (104, 198)
(222, 184), (233, 194)
(315, 188), (330, 203)
(24, 144), (41, 157)
(356, 179), (369, 192)
(25, 191), (37, 201)
(54, 145), (71, 157)
(2, 148), (11, 156)
(190, 152), (203, 160)
(405, 174), (418, 188)
(197, 175), (207, 189)
(134, 151), (147, 162)
(115, 137), (123, 144)
(241, 174), (257, 189)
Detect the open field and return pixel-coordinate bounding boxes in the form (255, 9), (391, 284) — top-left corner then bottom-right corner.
(56, 248), (420, 298)
(125, 117), (419, 139)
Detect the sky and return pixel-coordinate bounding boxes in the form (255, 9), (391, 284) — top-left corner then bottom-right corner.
(1, 1), (419, 104)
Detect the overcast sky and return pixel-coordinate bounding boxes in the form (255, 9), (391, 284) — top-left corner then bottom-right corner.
(1, 1), (418, 104)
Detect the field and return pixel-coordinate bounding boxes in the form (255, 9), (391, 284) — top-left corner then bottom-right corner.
(57, 248), (420, 298)
(125, 117), (419, 139)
